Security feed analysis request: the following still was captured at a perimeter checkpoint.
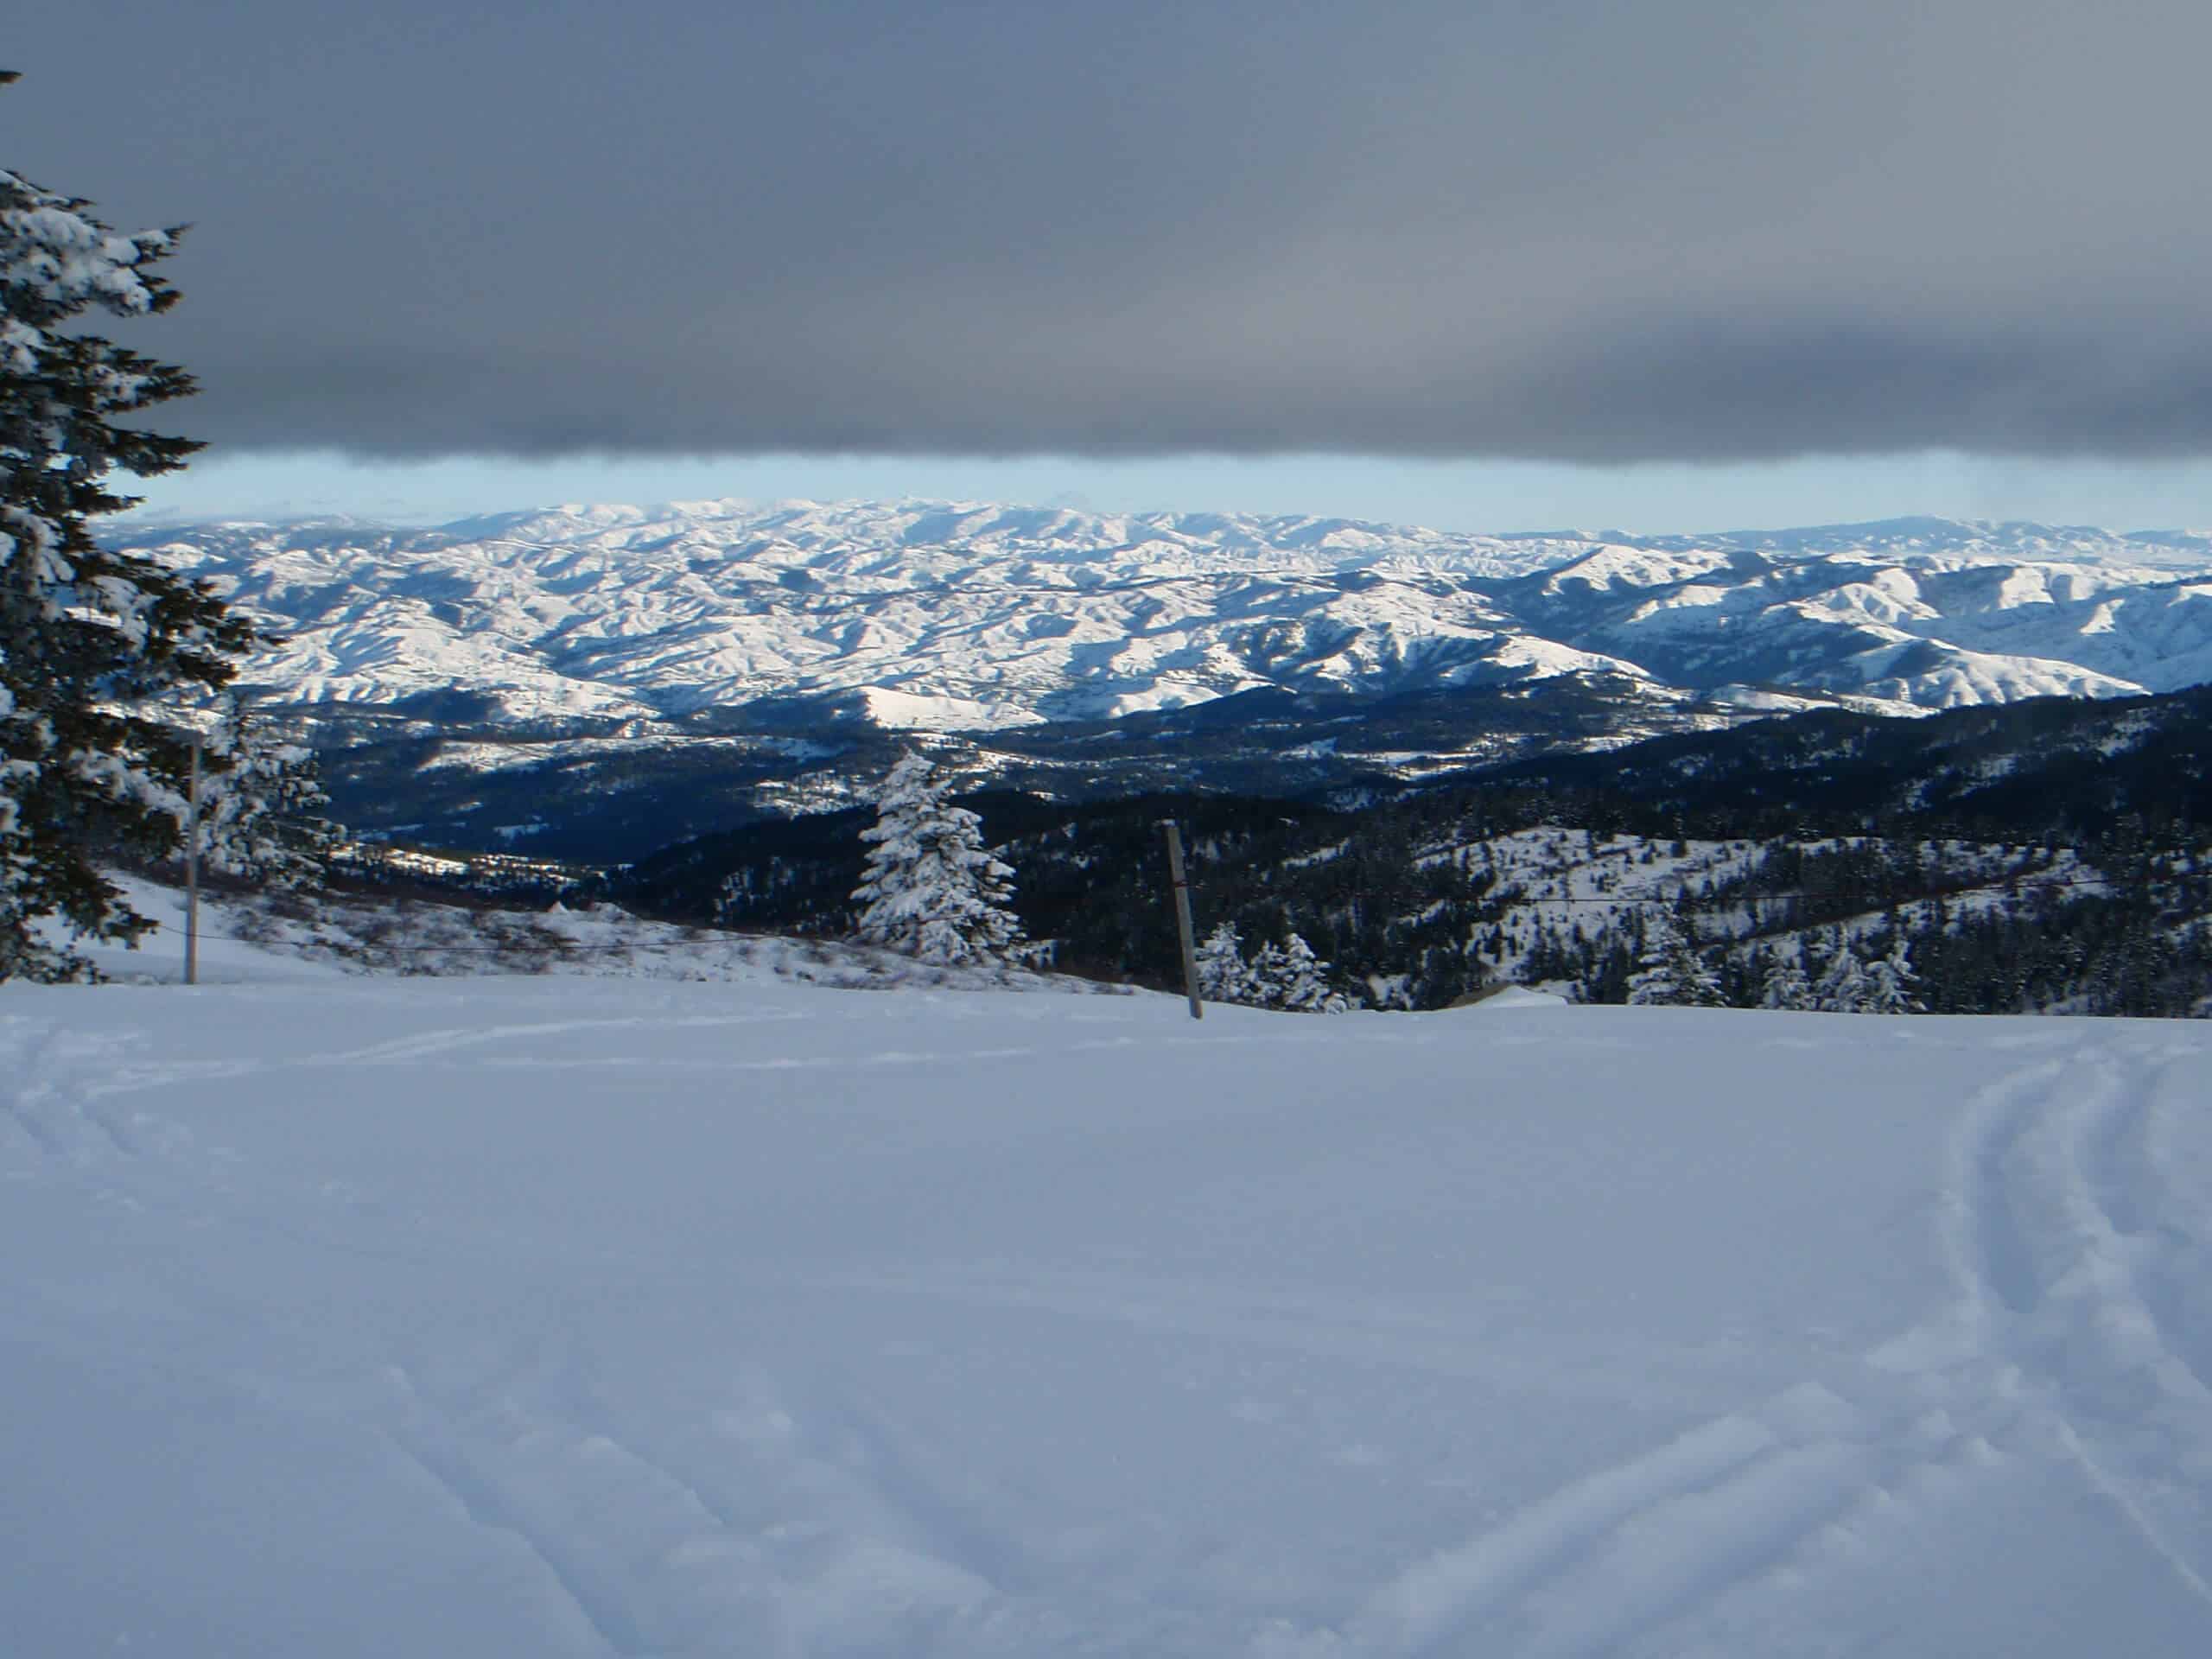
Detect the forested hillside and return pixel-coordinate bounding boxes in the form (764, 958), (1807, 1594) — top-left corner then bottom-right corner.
(607, 688), (2212, 1016)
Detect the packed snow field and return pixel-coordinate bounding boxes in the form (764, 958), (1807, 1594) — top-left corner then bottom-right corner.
(7, 948), (2212, 1655)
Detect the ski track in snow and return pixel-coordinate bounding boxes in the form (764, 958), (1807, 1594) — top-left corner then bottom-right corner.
(0, 1005), (1022, 1656)
(1343, 1344), (2017, 1656)
(1303, 1046), (2212, 1657)
(0, 1015), (220, 1185)
(372, 1346), (1020, 1658)
(9, 995), (2212, 1656)
(1944, 1048), (2212, 1611)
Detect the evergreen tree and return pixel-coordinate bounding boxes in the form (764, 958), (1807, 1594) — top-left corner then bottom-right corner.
(850, 751), (1023, 966)
(1239, 930), (1351, 1012)
(199, 698), (334, 888)
(1627, 912), (1724, 1007)
(1248, 937), (1289, 1005)
(2, 79), (255, 979)
(1813, 934), (1872, 1013)
(1860, 936), (1923, 1014)
(1758, 945), (1816, 1011)
(1274, 930), (1350, 1013)
(1194, 919), (1256, 1004)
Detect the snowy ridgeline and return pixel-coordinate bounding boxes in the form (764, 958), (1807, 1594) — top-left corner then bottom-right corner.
(77, 874), (1122, 996)
(123, 503), (2212, 733)
(8, 968), (2212, 1656)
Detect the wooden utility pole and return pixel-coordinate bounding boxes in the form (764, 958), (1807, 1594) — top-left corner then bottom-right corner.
(1159, 819), (1203, 1020)
(184, 732), (201, 987)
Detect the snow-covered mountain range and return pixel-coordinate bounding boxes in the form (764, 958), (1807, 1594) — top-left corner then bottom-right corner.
(119, 502), (2212, 733)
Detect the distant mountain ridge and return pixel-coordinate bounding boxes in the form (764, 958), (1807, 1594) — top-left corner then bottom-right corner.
(118, 501), (2212, 734)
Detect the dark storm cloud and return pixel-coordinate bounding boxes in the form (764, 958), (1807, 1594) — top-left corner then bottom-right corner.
(11, 0), (2212, 461)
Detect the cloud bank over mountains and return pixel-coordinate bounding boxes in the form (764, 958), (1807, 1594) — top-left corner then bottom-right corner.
(15, 2), (2212, 462)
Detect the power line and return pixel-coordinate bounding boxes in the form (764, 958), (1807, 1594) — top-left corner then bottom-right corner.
(1466, 872), (2122, 906)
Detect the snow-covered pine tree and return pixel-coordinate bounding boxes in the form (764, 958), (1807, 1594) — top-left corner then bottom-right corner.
(1758, 944), (1816, 1011)
(1274, 930), (1350, 1013)
(1247, 938), (1289, 1007)
(1626, 912), (1724, 1007)
(1194, 919), (1255, 1004)
(1624, 914), (1671, 1005)
(1813, 934), (1872, 1013)
(1681, 945), (1726, 1007)
(200, 698), (334, 888)
(850, 751), (1023, 966)
(2, 79), (255, 979)
(1860, 936), (1924, 1014)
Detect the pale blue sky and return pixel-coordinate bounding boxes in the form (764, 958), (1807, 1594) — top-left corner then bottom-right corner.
(126, 448), (2212, 536)
(31, 6), (2212, 534)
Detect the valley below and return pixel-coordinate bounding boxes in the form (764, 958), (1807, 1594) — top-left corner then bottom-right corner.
(122, 502), (2212, 858)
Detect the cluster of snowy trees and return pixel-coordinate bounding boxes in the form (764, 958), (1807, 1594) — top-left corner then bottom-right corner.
(1194, 920), (1351, 1012)
(828, 762), (1955, 1016)
(1755, 931), (1923, 1014)
(1624, 913), (1924, 1014)
(845, 755), (1367, 1008)
(1, 77), (325, 980)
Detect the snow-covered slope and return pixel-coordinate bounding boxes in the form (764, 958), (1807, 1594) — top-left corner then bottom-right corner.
(60, 874), (1111, 995)
(7, 967), (2212, 1656)
(116, 503), (2212, 731)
